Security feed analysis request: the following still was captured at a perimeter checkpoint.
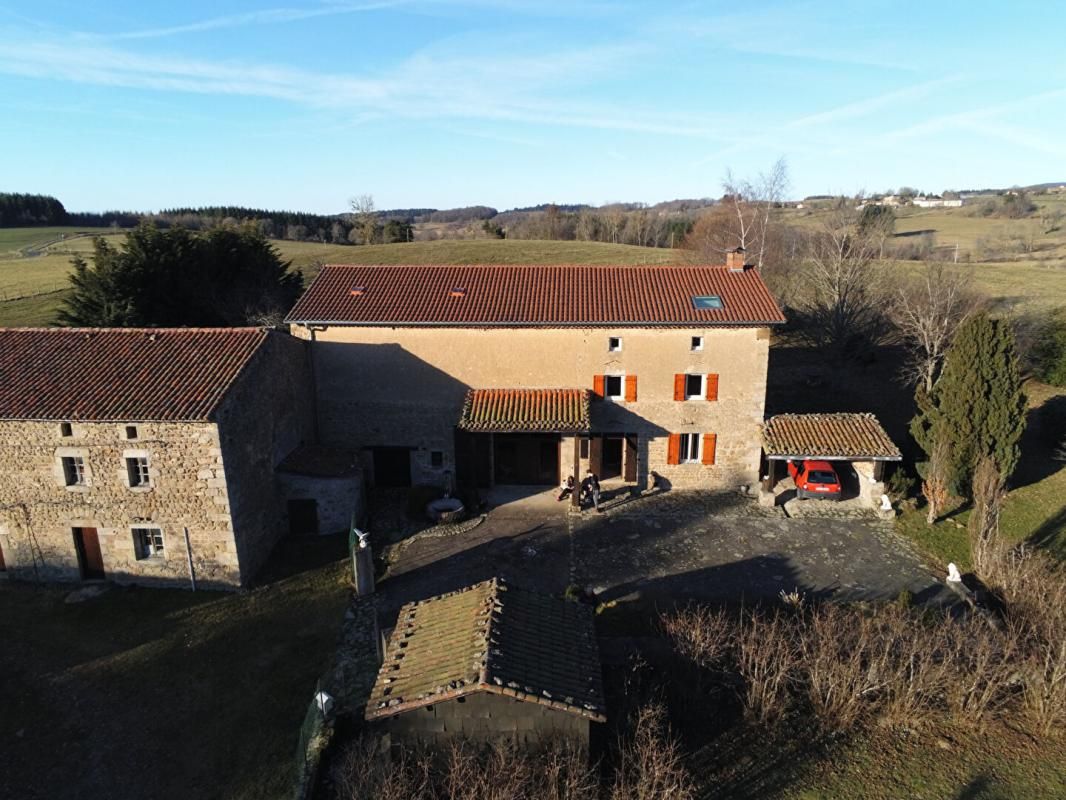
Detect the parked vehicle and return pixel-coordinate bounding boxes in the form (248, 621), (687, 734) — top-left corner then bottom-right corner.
(788, 459), (842, 500)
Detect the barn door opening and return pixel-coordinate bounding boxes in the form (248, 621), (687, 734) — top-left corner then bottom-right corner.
(73, 527), (104, 580)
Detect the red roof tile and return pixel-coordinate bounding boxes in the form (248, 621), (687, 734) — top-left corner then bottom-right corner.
(286, 264), (786, 327)
(762, 413), (902, 460)
(458, 388), (591, 433)
(0, 327), (270, 422)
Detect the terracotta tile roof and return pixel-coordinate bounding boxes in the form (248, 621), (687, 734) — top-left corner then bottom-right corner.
(286, 264), (786, 327)
(0, 327), (270, 422)
(457, 388), (591, 433)
(762, 413), (902, 460)
(366, 578), (606, 722)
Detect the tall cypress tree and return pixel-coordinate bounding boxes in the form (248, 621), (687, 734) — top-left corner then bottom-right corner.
(911, 313), (1026, 493)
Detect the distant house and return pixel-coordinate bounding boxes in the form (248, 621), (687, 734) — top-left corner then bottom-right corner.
(0, 327), (355, 588)
(366, 578), (606, 747)
(912, 195), (964, 208)
(286, 250), (786, 493)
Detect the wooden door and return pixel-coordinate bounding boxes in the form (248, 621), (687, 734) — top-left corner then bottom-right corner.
(74, 527), (105, 580)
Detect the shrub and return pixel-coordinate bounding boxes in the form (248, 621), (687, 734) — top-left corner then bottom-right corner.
(1032, 309), (1066, 387)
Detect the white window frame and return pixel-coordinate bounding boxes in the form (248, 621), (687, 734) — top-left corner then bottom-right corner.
(679, 433), (701, 463)
(683, 374), (705, 401)
(62, 456), (87, 486)
(608, 336), (623, 352)
(126, 456), (151, 488)
(691, 336), (704, 352)
(604, 373), (625, 402)
(132, 527), (165, 560)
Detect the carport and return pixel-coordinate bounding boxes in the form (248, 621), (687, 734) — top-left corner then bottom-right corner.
(760, 413), (902, 506)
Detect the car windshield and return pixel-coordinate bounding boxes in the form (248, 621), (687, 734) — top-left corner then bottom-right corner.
(808, 471), (838, 484)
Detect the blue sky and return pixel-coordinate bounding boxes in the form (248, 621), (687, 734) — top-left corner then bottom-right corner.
(1, 1), (1063, 214)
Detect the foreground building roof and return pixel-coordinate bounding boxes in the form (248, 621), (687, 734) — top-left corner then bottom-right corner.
(366, 578), (606, 722)
(0, 327), (270, 422)
(286, 264), (786, 327)
(762, 413), (902, 460)
(457, 388), (591, 433)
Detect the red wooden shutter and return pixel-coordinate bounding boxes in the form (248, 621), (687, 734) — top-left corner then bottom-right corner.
(702, 433), (717, 465)
(706, 374), (719, 401)
(625, 375), (638, 402)
(593, 375), (605, 399)
(667, 434), (681, 465)
(673, 374), (686, 401)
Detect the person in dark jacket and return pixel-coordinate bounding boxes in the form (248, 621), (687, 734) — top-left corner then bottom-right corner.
(581, 469), (602, 512)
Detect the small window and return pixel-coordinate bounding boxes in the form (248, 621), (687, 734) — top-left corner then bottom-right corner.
(692, 295), (724, 310)
(684, 374), (705, 400)
(125, 425), (138, 440)
(62, 456), (86, 486)
(580, 438), (589, 459)
(133, 527), (164, 560)
(60, 422), (73, 437)
(691, 336), (704, 351)
(608, 336), (622, 352)
(126, 457), (151, 488)
(679, 433), (701, 463)
(604, 375), (624, 400)
(430, 451), (444, 468)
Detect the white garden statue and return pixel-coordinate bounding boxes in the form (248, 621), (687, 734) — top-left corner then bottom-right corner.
(947, 563), (963, 583)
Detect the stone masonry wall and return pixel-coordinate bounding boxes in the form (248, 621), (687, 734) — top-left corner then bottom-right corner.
(293, 325), (771, 490)
(214, 331), (316, 583)
(0, 419), (239, 587)
(379, 691), (589, 748)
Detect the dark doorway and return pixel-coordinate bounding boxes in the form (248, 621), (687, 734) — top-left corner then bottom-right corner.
(372, 447), (412, 487)
(456, 430), (493, 489)
(288, 499), (319, 536)
(493, 434), (559, 485)
(624, 435), (638, 482)
(600, 436), (624, 480)
(73, 527), (104, 580)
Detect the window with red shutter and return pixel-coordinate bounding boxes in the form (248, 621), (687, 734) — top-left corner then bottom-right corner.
(702, 433), (717, 465)
(666, 433), (681, 465)
(625, 375), (638, 402)
(673, 374), (685, 401)
(706, 374), (719, 401)
(593, 374), (605, 399)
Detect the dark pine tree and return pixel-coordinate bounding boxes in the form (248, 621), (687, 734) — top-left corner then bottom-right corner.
(911, 312), (1026, 493)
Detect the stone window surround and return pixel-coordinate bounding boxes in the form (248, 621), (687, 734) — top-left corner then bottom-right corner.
(607, 336), (622, 352)
(123, 449), (154, 492)
(679, 433), (701, 463)
(683, 374), (706, 401)
(54, 446), (91, 492)
(603, 372), (625, 402)
(132, 525), (166, 561)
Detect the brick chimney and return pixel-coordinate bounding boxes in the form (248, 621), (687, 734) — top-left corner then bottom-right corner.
(725, 247), (747, 272)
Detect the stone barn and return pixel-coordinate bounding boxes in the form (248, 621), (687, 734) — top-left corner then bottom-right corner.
(366, 578), (605, 747)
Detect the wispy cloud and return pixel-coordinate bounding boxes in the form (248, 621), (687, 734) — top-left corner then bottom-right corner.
(0, 32), (739, 141)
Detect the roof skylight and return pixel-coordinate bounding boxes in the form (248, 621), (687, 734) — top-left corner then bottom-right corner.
(692, 295), (724, 310)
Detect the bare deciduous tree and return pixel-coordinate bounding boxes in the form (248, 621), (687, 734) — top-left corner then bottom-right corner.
(892, 262), (981, 393)
(349, 194), (377, 245)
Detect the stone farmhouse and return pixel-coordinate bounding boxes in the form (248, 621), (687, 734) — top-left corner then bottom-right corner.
(0, 327), (320, 588)
(365, 577), (605, 747)
(285, 250), (787, 494)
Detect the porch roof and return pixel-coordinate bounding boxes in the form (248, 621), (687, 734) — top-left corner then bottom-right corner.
(457, 388), (591, 433)
(762, 413), (902, 461)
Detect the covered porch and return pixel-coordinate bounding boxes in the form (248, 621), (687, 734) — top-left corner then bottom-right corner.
(760, 413), (903, 508)
(455, 389), (592, 498)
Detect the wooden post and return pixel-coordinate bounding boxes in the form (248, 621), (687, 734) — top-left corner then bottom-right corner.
(571, 436), (581, 511)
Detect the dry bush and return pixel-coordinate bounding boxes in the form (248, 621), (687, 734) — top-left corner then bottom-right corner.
(800, 605), (879, 732)
(332, 736), (597, 800)
(660, 606), (732, 670)
(734, 610), (797, 725)
(610, 705), (696, 800)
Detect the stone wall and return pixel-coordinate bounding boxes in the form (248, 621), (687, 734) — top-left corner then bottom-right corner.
(378, 691), (590, 748)
(293, 325), (771, 490)
(0, 419), (239, 587)
(214, 331), (316, 582)
(276, 471), (365, 535)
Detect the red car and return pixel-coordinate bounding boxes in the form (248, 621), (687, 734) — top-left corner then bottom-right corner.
(788, 459), (842, 500)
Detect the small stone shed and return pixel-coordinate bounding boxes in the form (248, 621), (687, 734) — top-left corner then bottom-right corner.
(761, 413), (902, 506)
(276, 444), (364, 536)
(365, 578), (606, 747)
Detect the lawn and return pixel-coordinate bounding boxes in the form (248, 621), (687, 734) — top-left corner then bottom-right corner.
(0, 536), (351, 800)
